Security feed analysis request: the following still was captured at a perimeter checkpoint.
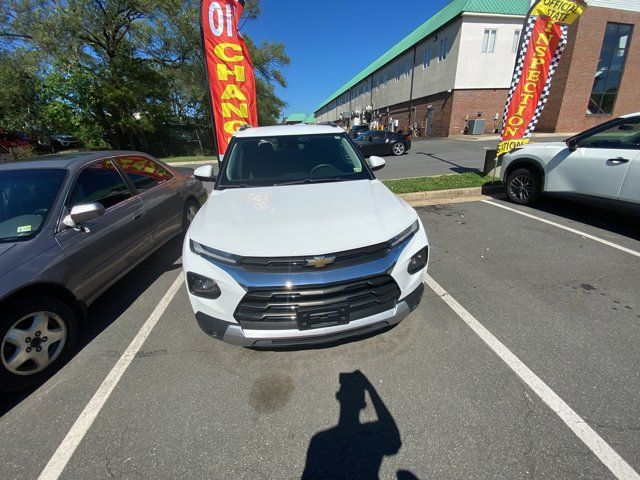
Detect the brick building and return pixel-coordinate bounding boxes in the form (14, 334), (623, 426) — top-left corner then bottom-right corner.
(314, 0), (640, 137)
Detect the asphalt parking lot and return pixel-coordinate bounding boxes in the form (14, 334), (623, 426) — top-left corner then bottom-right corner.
(1, 196), (639, 480)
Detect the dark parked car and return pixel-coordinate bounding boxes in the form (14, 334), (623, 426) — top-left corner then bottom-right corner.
(0, 151), (207, 392)
(51, 134), (81, 151)
(354, 130), (412, 156)
(0, 131), (31, 150)
(348, 124), (370, 138)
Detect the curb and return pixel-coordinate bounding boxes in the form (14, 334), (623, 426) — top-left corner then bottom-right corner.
(398, 185), (503, 203)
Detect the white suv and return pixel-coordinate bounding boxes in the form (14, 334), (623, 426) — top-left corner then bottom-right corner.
(182, 125), (428, 347)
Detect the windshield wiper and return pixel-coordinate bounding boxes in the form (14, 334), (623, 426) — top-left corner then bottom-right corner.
(274, 177), (345, 186)
(219, 184), (250, 189)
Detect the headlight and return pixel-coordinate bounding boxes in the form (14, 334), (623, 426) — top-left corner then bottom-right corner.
(190, 240), (239, 265)
(187, 272), (221, 299)
(407, 247), (428, 274)
(390, 220), (419, 247)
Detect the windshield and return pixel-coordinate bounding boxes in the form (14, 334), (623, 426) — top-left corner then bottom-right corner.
(218, 134), (372, 188)
(0, 169), (66, 242)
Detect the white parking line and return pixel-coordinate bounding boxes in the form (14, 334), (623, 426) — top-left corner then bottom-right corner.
(424, 274), (640, 480)
(38, 274), (185, 480)
(483, 200), (640, 258)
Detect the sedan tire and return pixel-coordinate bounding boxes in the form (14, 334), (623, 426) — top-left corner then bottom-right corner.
(182, 198), (201, 232)
(505, 167), (541, 205)
(0, 297), (77, 393)
(391, 142), (406, 156)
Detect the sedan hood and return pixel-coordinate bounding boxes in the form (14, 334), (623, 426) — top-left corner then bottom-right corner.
(190, 180), (417, 257)
(0, 243), (16, 257)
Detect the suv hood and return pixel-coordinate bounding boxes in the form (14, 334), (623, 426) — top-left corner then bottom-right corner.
(190, 180), (417, 257)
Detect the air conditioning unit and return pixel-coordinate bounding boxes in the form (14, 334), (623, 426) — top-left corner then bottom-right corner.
(467, 119), (486, 135)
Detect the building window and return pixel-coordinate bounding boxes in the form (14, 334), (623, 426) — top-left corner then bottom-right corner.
(512, 30), (521, 54)
(482, 29), (497, 53)
(423, 47), (431, 68)
(439, 37), (448, 61)
(588, 22), (633, 115)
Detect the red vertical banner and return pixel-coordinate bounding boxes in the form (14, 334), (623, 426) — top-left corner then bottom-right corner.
(498, 0), (587, 156)
(201, 0), (259, 158)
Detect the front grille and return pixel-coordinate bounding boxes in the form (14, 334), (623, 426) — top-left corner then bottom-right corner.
(238, 242), (392, 272)
(234, 275), (401, 330)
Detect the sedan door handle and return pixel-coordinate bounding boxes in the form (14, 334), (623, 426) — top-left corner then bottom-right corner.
(133, 212), (144, 220)
(608, 157), (629, 164)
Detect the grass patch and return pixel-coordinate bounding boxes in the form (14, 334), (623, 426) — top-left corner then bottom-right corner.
(383, 172), (501, 195)
(160, 155), (217, 164)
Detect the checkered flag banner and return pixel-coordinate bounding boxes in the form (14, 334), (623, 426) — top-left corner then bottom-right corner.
(497, 0), (587, 156)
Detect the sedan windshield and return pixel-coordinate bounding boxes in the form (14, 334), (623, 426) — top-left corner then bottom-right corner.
(0, 169), (66, 242)
(218, 134), (372, 188)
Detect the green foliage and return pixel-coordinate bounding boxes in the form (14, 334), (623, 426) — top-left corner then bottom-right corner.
(383, 173), (502, 195)
(0, 0), (290, 153)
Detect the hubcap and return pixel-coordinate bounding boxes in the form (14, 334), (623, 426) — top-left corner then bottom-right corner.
(187, 205), (198, 223)
(1, 311), (67, 376)
(509, 175), (536, 201)
(394, 143), (405, 155)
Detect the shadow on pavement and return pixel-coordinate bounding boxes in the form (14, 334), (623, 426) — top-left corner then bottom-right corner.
(301, 370), (421, 480)
(524, 197), (640, 242)
(416, 152), (481, 174)
(0, 235), (183, 416)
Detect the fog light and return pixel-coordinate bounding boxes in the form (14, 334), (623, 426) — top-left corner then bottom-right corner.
(407, 247), (428, 274)
(187, 272), (221, 299)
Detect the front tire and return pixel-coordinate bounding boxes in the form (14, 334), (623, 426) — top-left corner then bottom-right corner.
(505, 167), (541, 205)
(0, 298), (78, 393)
(392, 142), (405, 156)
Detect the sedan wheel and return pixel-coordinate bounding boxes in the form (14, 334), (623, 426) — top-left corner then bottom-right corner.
(1, 312), (67, 376)
(506, 168), (541, 205)
(182, 199), (201, 232)
(0, 297), (77, 392)
(392, 142), (405, 156)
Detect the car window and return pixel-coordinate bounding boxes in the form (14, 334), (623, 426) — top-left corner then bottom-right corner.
(219, 134), (371, 188)
(370, 132), (386, 142)
(577, 119), (640, 150)
(68, 160), (132, 210)
(0, 169), (66, 242)
(114, 156), (173, 192)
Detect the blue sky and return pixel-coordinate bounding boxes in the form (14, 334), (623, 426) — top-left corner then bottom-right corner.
(243, 0), (452, 120)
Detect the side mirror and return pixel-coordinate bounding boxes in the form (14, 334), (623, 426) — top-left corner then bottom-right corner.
(194, 165), (217, 182)
(368, 136), (374, 142)
(566, 138), (578, 152)
(63, 202), (105, 229)
(367, 156), (386, 172)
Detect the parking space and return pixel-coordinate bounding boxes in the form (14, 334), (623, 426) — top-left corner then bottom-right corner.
(1, 197), (639, 479)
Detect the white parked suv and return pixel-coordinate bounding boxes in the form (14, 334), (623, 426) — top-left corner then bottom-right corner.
(182, 125), (429, 347)
(502, 112), (640, 212)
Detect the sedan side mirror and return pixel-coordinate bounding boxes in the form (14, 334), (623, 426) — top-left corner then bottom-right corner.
(63, 202), (105, 230)
(368, 136), (374, 142)
(194, 165), (217, 182)
(566, 138), (578, 152)
(367, 156), (386, 172)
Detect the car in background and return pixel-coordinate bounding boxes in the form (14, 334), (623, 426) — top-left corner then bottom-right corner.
(348, 124), (370, 139)
(51, 134), (81, 151)
(354, 130), (412, 157)
(0, 131), (31, 151)
(0, 151), (207, 392)
(502, 112), (639, 213)
(183, 124), (428, 348)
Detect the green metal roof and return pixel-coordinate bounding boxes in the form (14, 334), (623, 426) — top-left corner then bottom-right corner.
(303, 114), (316, 124)
(316, 0), (530, 112)
(285, 113), (307, 123)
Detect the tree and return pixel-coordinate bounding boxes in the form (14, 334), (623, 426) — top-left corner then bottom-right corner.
(0, 0), (289, 153)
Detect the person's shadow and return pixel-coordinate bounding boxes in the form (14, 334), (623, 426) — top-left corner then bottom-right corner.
(301, 370), (420, 480)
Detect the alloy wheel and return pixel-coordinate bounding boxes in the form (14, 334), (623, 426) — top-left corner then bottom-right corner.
(393, 143), (405, 155)
(508, 175), (536, 202)
(1, 311), (67, 376)
(187, 205), (198, 223)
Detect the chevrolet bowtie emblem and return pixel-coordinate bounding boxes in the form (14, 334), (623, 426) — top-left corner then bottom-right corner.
(305, 256), (336, 268)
